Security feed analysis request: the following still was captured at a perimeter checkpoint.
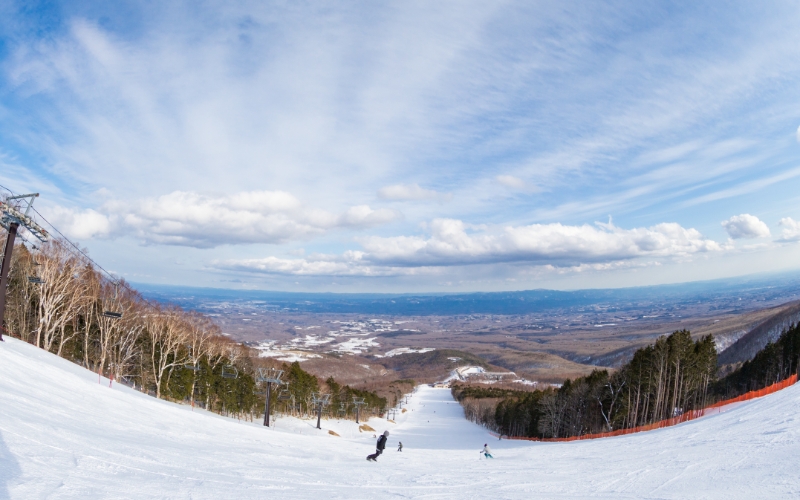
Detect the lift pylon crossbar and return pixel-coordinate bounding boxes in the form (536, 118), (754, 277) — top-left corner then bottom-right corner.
(0, 195), (49, 243)
(312, 392), (331, 430)
(352, 396), (366, 424)
(257, 368), (284, 427)
(256, 368), (284, 384)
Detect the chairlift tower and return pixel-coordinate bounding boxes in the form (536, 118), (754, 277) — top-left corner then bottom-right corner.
(0, 194), (48, 341)
(257, 367), (283, 427)
(311, 392), (331, 430)
(352, 397), (366, 424)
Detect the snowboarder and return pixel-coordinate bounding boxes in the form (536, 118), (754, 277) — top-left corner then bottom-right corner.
(481, 444), (493, 459)
(397, 442), (403, 452)
(367, 430), (389, 461)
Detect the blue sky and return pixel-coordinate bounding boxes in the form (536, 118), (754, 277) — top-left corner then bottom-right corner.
(1, 0), (800, 292)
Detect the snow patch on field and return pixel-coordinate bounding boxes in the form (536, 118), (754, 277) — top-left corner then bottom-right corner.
(375, 347), (435, 358)
(290, 334), (335, 347)
(253, 341), (322, 362)
(259, 351), (322, 363)
(331, 337), (379, 354)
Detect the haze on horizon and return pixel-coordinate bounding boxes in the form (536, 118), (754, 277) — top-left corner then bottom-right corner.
(1, 1), (800, 293)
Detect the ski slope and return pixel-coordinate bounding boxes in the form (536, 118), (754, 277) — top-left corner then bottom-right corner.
(1, 337), (800, 499)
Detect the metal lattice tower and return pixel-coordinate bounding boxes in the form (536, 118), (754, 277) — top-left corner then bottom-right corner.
(0, 194), (48, 341)
(311, 392), (331, 430)
(256, 368), (284, 427)
(352, 397), (366, 424)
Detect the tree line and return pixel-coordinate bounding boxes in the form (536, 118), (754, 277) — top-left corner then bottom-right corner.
(454, 329), (718, 439)
(1, 238), (387, 421)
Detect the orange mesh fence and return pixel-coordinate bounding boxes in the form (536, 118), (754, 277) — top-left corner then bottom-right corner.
(495, 373), (798, 443)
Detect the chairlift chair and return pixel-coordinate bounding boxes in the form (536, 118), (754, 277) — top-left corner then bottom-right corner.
(277, 388), (291, 401)
(27, 276), (44, 284)
(221, 365), (239, 379)
(183, 363), (200, 371)
(102, 281), (123, 319)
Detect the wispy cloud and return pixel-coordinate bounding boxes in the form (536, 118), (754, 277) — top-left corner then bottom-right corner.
(2, 2), (800, 290)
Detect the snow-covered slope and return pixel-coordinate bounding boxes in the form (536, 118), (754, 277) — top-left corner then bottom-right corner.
(2, 337), (800, 499)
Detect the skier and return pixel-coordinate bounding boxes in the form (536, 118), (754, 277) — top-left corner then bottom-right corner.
(397, 441), (403, 452)
(481, 443), (494, 459)
(367, 430), (389, 461)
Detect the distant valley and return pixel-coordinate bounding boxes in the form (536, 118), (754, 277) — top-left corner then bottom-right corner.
(136, 271), (800, 385)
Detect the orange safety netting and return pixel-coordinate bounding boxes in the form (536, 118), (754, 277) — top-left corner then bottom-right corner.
(496, 373), (798, 443)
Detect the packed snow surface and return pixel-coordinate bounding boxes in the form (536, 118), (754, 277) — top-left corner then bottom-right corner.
(2, 337), (800, 499)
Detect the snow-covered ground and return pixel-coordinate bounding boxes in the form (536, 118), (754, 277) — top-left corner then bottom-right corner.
(2, 337), (800, 499)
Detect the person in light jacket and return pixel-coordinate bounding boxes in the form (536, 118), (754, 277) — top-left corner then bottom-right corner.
(481, 443), (493, 459)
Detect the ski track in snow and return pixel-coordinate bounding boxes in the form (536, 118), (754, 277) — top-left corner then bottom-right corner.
(1, 337), (800, 499)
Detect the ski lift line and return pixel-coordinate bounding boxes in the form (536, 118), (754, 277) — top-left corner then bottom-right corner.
(0, 184), (115, 286)
(0, 186), (229, 366)
(30, 205), (113, 275)
(0, 185), (162, 319)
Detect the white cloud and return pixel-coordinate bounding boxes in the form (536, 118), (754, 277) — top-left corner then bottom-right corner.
(44, 191), (399, 248)
(216, 218), (723, 276)
(778, 217), (800, 242)
(377, 184), (450, 202)
(360, 218), (722, 267)
(46, 206), (112, 240)
(796, 125), (800, 143)
(721, 214), (771, 239)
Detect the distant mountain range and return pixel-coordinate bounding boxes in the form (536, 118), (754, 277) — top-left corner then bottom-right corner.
(134, 270), (800, 316)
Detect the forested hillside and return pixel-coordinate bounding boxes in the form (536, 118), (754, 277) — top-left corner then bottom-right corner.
(454, 323), (800, 439)
(1, 239), (388, 421)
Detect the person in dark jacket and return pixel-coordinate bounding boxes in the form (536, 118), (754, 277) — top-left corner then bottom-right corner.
(367, 430), (389, 461)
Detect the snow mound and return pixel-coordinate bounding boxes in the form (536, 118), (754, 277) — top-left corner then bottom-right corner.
(2, 337), (800, 498)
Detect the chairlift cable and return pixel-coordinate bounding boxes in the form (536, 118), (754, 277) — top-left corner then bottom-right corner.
(0, 186), (161, 313)
(0, 183), (118, 286)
